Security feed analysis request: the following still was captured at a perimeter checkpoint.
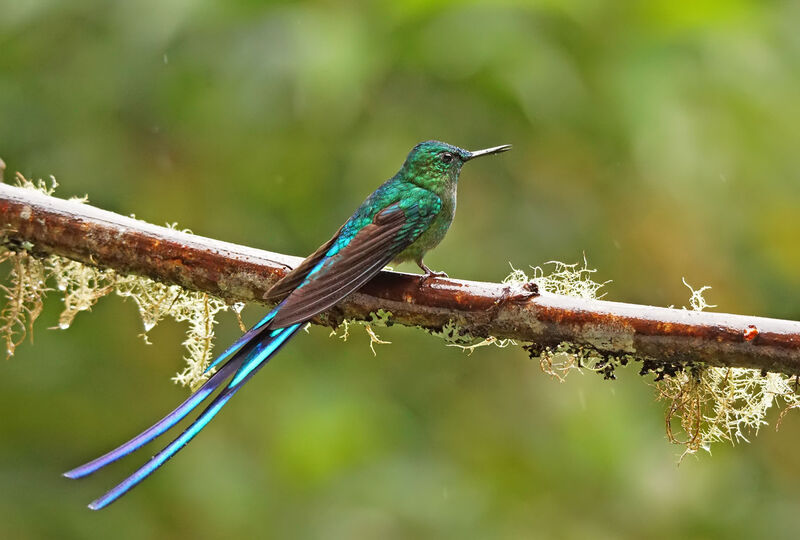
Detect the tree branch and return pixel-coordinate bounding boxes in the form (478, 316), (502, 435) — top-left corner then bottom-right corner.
(0, 183), (798, 375)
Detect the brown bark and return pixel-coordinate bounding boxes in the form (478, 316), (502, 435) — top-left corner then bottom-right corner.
(0, 183), (798, 374)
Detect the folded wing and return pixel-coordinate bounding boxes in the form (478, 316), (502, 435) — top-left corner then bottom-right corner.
(270, 192), (442, 328)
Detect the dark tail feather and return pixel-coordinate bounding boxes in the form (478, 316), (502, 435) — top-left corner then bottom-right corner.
(86, 324), (302, 510)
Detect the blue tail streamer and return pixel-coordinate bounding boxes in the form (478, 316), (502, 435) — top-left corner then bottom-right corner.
(82, 323), (302, 510)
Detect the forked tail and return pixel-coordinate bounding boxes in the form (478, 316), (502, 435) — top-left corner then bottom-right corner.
(64, 304), (301, 510)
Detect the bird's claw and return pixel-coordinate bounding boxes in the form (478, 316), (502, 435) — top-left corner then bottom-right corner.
(419, 270), (448, 285)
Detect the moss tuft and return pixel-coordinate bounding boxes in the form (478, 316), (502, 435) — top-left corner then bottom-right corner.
(329, 309), (393, 356)
(652, 281), (800, 457)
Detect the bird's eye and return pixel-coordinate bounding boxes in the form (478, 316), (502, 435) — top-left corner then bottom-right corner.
(440, 152), (454, 164)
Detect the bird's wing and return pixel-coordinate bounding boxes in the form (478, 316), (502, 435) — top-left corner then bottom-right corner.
(269, 190), (442, 328)
(265, 225), (344, 301)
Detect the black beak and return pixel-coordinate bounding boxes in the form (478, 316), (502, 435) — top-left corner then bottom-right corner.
(465, 144), (512, 161)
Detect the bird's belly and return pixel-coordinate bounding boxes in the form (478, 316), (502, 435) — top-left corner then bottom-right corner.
(393, 215), (453, 264)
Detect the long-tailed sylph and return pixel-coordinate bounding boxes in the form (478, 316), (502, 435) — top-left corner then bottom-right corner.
(65, 140), (511, 509)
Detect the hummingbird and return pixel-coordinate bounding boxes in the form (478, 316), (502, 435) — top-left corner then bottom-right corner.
(64, 140), (512, 509)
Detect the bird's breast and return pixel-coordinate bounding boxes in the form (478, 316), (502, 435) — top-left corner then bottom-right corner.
(393, 190), (456, 263)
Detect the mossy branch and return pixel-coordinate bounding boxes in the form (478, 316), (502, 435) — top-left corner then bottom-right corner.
(1, 182), (799, 377)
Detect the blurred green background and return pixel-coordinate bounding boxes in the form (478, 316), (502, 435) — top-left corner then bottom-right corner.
(2, 0), (800, 538)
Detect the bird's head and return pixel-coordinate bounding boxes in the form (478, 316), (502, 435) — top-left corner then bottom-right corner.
(401, 140), (511, 192)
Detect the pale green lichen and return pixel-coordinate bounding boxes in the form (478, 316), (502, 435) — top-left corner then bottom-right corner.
(0, 250), (49, 357)
(429, 318), (517, 354)
(330, 309), (393, 356)
(14, 171), (58, 195)
(528, 341), (635, 382)
(679, 277), (717, 312)
(49, 257), (116, 329)
(428, 319), (476, 345)
(0, 173), (239, 390)
(450, 335), (516, 355)
(507, 257), (610, 299)
(425, 313), (518, 354)
(654, 280), (800, 457)
(443, 258), (609, 358)
(657, 365), (800, 457)
(114, 274), (230, 389)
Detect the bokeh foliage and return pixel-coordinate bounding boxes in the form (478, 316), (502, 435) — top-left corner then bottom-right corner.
(1, 1), (800, 538)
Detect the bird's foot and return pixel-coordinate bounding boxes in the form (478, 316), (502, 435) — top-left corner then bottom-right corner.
(418, 269), (448, 285)
(426, 269), (449, 279)
(417, 259), (448, 283)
